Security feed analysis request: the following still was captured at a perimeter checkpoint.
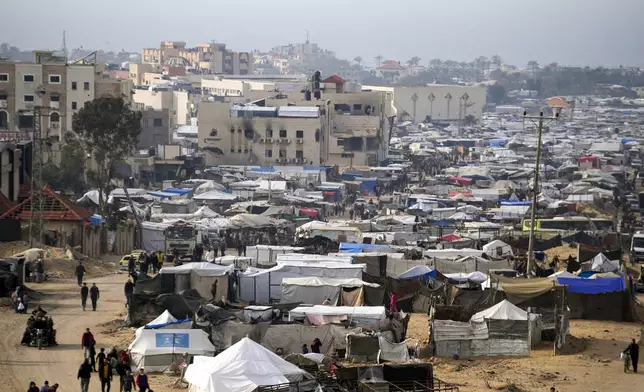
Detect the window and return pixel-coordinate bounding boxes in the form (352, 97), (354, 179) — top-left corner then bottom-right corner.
(279, 149), (287, 158)
(50, 95), (60, 102)
(0, 94), (7, 100)
(50, 112), (60, 123)
(336, 139), (344, 146)
(72, 102), (77, 110)
(265, 149), (272, 158)
(0, 74), (8, 82)
(153, 118), (163, 127)
(24, 95), (34, 103)
(265, 129), (273, 138)
(18, 114), (33, 128)
(296, 150), (304, 159)
(279, 129), (287, 138)
(71, 82), (77, 90)
(84, 82), (90, 91)
(23, 74), (35, 83)
(353, 104), (362, 111)
(48, 75), (61, 84)
(296, 130), (304, 139)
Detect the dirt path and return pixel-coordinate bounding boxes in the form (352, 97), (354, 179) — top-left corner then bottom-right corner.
(0, 274), (127, 392)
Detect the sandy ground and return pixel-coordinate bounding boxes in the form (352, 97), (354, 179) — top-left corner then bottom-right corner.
(2, 272), (644, 392)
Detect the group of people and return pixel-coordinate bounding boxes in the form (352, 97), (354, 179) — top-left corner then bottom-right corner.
(80, 282), (100, 311)
(301, 338), (323, 354)
(11, 285), (29, 314)
(27, 381), (58, 392)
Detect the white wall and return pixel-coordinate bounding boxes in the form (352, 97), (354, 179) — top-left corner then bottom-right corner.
(66, 65), (96, 131)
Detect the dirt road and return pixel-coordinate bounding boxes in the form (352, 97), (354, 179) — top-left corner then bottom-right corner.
(0, 274), (127, 392)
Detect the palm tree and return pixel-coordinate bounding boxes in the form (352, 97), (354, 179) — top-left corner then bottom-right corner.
(407, 56), (422, 68)
(527, 60), (540, 73)
(353, 56), (362, 67)
(374, 55), (383, 67)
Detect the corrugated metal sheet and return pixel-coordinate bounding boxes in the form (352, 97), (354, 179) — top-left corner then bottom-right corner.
(471, 338), (529, 356)
(432, 320), (488, 341)
(278, 106), (320, 118)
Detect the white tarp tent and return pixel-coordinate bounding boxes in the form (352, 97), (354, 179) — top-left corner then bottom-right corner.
(280, 277), (379, 305)
(589, 253), (620, 272)
(185, 337), (311, 392)
(482, 240), (514, 258)
(134, 310), (192, 340)
(289, 305), (386, 325)
(129, 329), (215, 372)
(160, 263), (233, 300)
(470, 300), (528, 323)
(141, 221), (171, 251)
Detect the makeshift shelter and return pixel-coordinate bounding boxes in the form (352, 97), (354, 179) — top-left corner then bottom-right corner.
(482, 240), (513, 258)
(159, 263), (233, 301)
(289, 305), (386, 325)
(128, 329), (215, 372)
(280, 277), (381, 306)
(239, 262), (365, 303)
(469, 300), (536, 356)
(185, 337), (315, 392)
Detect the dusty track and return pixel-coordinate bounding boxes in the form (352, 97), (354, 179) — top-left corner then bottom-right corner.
(0, 274), (126, 391)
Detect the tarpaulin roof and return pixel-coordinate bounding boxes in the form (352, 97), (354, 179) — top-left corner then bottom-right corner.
(281, 277), (380, 288)
(160, 262), (233, 277)
(471, 299), (528, 322)
(490, 275), (556, 303)
(185, 337), (309, 392)
(395, 265), (437, 280)
(557, 276), (625, 294)
(339, 243), (392, 253)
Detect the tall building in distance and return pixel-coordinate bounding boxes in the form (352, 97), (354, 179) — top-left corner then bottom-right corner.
(142, 41), (253, 75)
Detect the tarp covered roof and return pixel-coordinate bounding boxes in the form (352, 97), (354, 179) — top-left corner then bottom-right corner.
(470, 299), (528, 322)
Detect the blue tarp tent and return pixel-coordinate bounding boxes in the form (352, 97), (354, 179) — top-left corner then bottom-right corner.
(339, 243), (392, 253)
(163, 188), (193, 197)
(622, 138), (637, 144)
(489, 139), (507, 147)
(144, 318), (193, 329)
(557, 277), (625, 294)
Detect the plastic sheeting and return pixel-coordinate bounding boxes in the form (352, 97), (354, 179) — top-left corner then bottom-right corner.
(339, 243), (392, 253)
(290, 305), (386, 325)
(378, 336), (410, 362)
(261, 324), (361, 356)
(470, 300), (528, 322)
(557, 277), (625, 294)
(482, 240), (514, 257)
(185, 337), (309, 392)
(141, 222), (170, 251)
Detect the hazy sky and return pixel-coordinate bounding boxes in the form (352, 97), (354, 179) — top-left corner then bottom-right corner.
(3, 0), (643, 67)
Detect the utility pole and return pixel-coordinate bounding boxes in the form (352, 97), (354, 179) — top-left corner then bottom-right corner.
(411, 92), (418, 123)
(428, 93), (435, 120)
(445, 93), (452, 120)
(524, 110), (560, 277)
(28, 85), (48, 247)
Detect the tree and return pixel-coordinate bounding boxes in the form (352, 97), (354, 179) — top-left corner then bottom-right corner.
(406, 56), (421, 68)
(353, 56), (362, 66)
(72, 96), (142, 215)
(527, 60), (540, 74)
(41, 133), (88, 195)
(374, 55), (383, 67)
(429, 58), (443, 69)
(487, 84), (506, 104)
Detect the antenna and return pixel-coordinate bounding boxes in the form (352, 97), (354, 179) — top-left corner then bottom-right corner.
(305, 30), (310, 44)
(62, 30), (68, 64)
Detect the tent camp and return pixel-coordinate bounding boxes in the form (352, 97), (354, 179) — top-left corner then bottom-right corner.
(185, 337), (316, 392)
(134, 310), (192, 339)
(160, 263), (233, 301)
(289, 305), (386, 325)
(129, 329), (215, 372)
(482, 240), (513, 258)
(280, 277), (380, 306)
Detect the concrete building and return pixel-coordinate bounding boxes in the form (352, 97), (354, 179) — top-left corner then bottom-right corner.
(132, 87), (190, 128)
(0, 52), (130, 140)
(142, 41), (253, 75)
(375, 61), (408, 84)
(197, 75), (396, 167)
(136, 106), (171, 149)
(363, 85), (487, 123)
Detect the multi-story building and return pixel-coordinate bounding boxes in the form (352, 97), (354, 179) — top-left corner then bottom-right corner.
(197, 75), (396, 167)
(132, 87), (190, 129)
(0, 51), (129, 141)
(135, 106), (171, 149)
(142, 41), (253, 75)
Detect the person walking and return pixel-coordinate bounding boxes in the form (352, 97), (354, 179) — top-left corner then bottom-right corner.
(75, 261), (86, 287)
(135, 368), (150, 392)
(624, 338), (640, 373)
(311, 338), (322, 354)
(124, 279), (135, 308)
(28, 381), (39, 392)
(96, 347), (106, 373)
(115, 360), (128, 392)
(127, 256), (136, 276)
(122, 369), (135, 392)
(77, 358), (93, 392)
(98, 359), (113, 392)
(39, 381), (49, 392)
(90, 283), (100, 311)
(81, 283), (89, 311)
(81, 328), (95, 360)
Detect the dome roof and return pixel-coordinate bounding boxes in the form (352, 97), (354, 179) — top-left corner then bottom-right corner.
(546, 96), (569, 108)
(164, 56), (190, 67)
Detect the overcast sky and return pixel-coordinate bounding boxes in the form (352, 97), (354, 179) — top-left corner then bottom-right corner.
(2, 0), (643, 67)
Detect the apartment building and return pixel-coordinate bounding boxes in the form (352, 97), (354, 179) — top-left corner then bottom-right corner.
(0, 52), (129, 140)
(142, 41), (253, 75)
(198, 102), (321, 166)
(132, 87), (190, 129)
(197, 75), (396, 167)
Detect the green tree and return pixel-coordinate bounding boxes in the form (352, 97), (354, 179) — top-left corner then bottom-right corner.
(406, 56), (422, 68)
(353, 56), (362, 66)
(72, 96), (142, 215)
(487, 84), (506, 104)
(491, 54), (502, 68)
(429, 58), (443, 69)
(374, 55), (383, 67)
